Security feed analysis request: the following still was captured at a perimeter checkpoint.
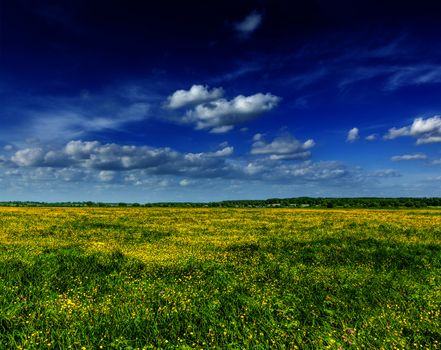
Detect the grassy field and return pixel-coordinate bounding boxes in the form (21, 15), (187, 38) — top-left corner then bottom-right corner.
(0, 207), (440, 349)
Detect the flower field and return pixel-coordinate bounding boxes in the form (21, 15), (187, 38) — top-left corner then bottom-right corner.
(0, 207), (440, 349)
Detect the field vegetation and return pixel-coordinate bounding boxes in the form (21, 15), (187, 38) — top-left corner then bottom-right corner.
(0, 207), (440, 349)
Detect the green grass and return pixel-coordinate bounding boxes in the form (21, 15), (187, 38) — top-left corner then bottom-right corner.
(0, 208), (440, 349)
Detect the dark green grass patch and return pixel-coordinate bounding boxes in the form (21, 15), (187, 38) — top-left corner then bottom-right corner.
(1, 237), (440, 349)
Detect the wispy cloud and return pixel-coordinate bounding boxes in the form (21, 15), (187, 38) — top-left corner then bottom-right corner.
(391, 153), (427, 161)
(272, 35), (441, 94)
(386, 65), (441, 90)
(369, 169), (401, 177)
(1, 85), (157, 144)
(234, 12), (262, 36)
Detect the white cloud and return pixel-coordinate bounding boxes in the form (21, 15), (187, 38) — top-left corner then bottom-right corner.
(54, 168), (88, 182)
(386, 65), (441, 90)
(251, 133), (315, 160)
(234, 12), (262, 35)
(385, 116), (441, 144)
(2, 139), (391, 194)
(210, 125), (234, 134)
(165, 85), (224, 109)
(365, 134), (377, 141)
(184, 93), (280, 133)
(266, 160), (347, 181)
(391, 153), (427, 161)
(9, 141), (236, 180)
(98, 171), (115, 182)
(211, 146), (234, 157)
(346, 127), (359, 143)
(410, 116), (441, 134)
(416, 136), (441, 144)
(239, 159), (347, 181)
(3, 139), (348, 188)
(3, 145), (14, 151)
(65, 140), (101, 157)
(179, 179), (190, 187)
(11, 148), (45, 167)
(384, 126), (410, 139)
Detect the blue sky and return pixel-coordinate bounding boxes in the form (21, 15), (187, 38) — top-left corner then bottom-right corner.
(1, 0), (441, 202)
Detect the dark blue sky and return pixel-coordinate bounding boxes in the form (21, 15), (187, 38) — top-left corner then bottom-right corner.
(1, 0), (441, 201)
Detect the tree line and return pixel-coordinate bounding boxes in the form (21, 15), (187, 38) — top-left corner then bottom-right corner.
(1, 197), (441, 208)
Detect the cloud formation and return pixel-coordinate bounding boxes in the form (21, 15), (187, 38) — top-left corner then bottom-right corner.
(1, 85), (154, 144)
(2, 139), (361, 188)
(384, 116), (441, 144)
(9, 141), (235, 178)
(346, 127), (359, 143)
(165, 85), (224, 109)
(183, 92), (280, 133)
(391, 153), (427, 161)
(234, 12), (262, 35)
(251, 133), (315, 160)
(386, 65), (441, 90)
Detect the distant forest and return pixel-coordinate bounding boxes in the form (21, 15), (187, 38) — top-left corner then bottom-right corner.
(1, 197), (441, 208)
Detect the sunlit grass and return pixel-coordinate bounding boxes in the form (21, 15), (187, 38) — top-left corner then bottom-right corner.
(0, 208), (440, 349)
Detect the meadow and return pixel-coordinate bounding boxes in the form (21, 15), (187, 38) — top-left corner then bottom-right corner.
(0, 207), (440, 349)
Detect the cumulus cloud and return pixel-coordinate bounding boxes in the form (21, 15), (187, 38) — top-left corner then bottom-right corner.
(98, 171), (115, 182)
(346, 127), (359, 143)
(11, 148), (45, 167)
(234, 12), (262, 35)
(179, 179), (190, 187)
(165, 85), (224, 109)
(384, 116), (441, 144)
(184, 93), (280, 133)
(251, 133), (315, 160)
(211, 146), (234, 157)
(2, 138), (363, 189)
(163, 85), (280, 133)
(391, 153), (427, 161)
(365, 134), (377, 141)
(8, 141), (236, 181)
(2, 136), (394, 193)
